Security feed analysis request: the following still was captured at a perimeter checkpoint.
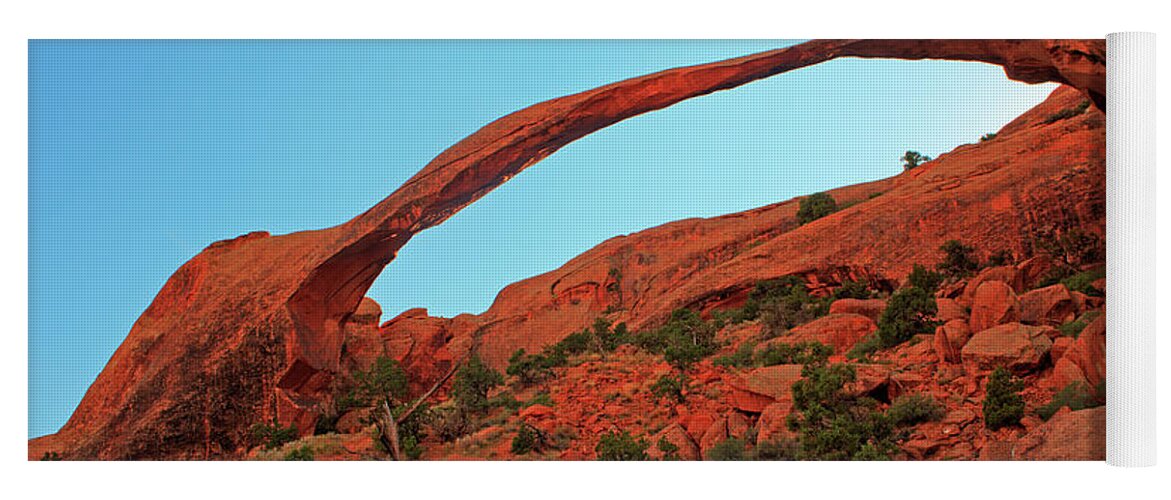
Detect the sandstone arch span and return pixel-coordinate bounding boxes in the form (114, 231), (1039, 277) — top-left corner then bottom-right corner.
(37, 39), (1105, 459)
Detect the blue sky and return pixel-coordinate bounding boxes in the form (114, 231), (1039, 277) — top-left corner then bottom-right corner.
(28, 40), (1057, 438)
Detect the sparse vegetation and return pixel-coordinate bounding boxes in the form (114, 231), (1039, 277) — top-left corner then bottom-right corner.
(786, 362), (897, 460)
(907, 264), (945, 293)
(987, 249), (1014, 267)
(657, 437), (681, 460)
(1042, 99), (1091, 124)
(901, 151), (932, 170)
(706, 438), (748, 461)
(595, 430), (649, 460)
(749, 439), (799, 460)
(937, 240), (980, 279)
(632, 309), (719, 370)
(511, 425), (540, 455)
(650, 372), (689, 403)
(834, 278), (875, 300)
(980, 132), (998, 142)
(875, 286), (939, 349)
(506, 348), (553, 385)
(1061, 267), (1106, 297)
(713, 341), (756, 368)
(887, 393), (945, 426)
(431, 406), (473, 443)
(452, 354), (505, 414)
(754, 341), (833, 367)
(797, 192), (839, 225)
(983, 367), (1025, 430)
(250, 422), (299, 450)
(283, 444), (314, 461)
(1037, 381), (1105, 421)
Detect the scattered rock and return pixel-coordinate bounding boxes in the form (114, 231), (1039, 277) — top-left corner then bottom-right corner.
(1018, 284), (1075, 326)
(1012, 407), (1105, 460)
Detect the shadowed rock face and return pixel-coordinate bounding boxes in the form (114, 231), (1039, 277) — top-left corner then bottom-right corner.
(31, 39), (1104, 459)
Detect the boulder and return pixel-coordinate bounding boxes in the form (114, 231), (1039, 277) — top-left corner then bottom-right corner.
(1047, 315), (1106, 390)
(725, 365), (803, 413)
(964, 266), (1025, 302)
(350, 297), (383, 325)
(935, 298), (968, 323)
(648, 423), (701, 461)
(1012, 407), (1105, 460)
(756, 401), (796, 444)
(961, 322), (1054, 374)
(969, 280), (1019, 333)
(828, 298), (887, 322)
(785, 313), (877, 354)
(933, 319), (973, 364)
(1018, 284), (1076, 326)
(1015, 255), (1053, 289)
(336, 408), (372, 434)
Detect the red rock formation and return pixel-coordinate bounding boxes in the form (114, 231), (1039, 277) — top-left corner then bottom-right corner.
(31, 39), (1105, 459)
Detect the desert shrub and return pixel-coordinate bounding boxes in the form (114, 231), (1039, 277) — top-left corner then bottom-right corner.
(506, 349), (553, 385)
(595, 430), (649, 461)
(755, 341), (833, 367)
(511, 425), (539, 455)
(987, 249), (1014, 267)
(250, 422), (298, 450)
(352, 356), (410, 404)
(758, 286), (831, 337)
(523, 392), (554, 408)
(846, 334), (883, 360)
(452, 355), (504, 413)
(907, 264), (944, 293)
(1037, 381), (1105, 421)
(40, 452), (62, 461)
(786, 363), (897, 460)
(283, 444), (314, 461)
(887, 393), (945, 426)
(706, 438), (748, 461)
(1042, 99), (1091, 124)
(983, 367), (1025, 430)
(430, 406), (473, 442)
(797, 192), (839, 225)
(834, 278), (875, 300)
(901, 151), (932, 170)
(749, 439), (799, 461)
(1035, 229), (1105, 279)
(979, 132), (998, 142)
(713, 341), (755, 368)
(937, 240), (979, 279)
(1061, 268), (1106, 297)
(1057, 319), (1088, 338)
(875, 287), (939, 348)
(657, 437), (681, 460)
(650, 373), (688, 403)
(633, 309), (719, 370)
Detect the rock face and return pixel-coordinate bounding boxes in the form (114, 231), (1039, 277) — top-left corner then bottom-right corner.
(31, 39), (1106, 459)
(1012, 407), (1106, 460)
(784, 313), (877, 354)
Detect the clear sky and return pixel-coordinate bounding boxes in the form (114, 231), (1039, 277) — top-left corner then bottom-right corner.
(28, 40), (1057, 438)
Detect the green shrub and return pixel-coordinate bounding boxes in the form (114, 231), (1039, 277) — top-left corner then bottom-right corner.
(846, 334), (883, 360)
(452, 355), (504, 413)
(657, 437), (681, 460)
(713, 341), (755, 368)
(1061, 268), (1106, 297)
(901, 151), (932, 170)
(430, 406), (473, 442)
(758, 285), (831, 337)
(706, 438), (748, 461)
(595, 430), (649, 460)
(749, 439), (798, 460)
(352, 356), (410, 404)
(797, 192), (839, 225)
(40, 451), (62, 461)
(634, 309), (719, 370)
(876, 287), (939, 348)
(937, 240), (980, 279)
(1035, 229), (1105, 281)
(887, 393), (945, 426)
(907, 264), (944, 293)
(979, 132), (998, 142)
(787, 363), (897, 460)
(983, 367), (1025, 430)
(283, 444), (314, 461)
(987, 249), (1014, 267)
(523, 392), (554, 408)
(834, 279), (875, 300)
(754, 341), (833, 367)
(650, 373), (688, 403)
(1042, 100), (1091, 124)
(506, 348), (553, 385)
(511, 425), (539, 455)
(250, 422), (299, 450)
(1037, 381), (1105, 421)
